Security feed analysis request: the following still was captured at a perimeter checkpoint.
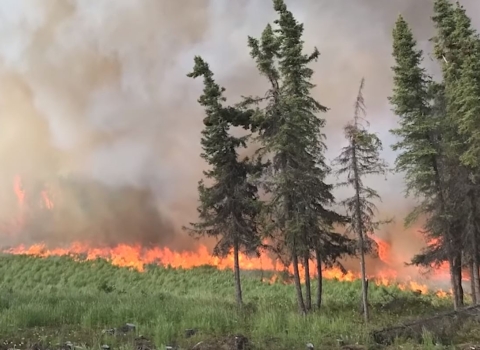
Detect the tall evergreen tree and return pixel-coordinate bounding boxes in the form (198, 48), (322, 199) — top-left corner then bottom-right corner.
(185, 56), (262, 307)
(455, 40), (480, 302)
(432, 0), (480, 305)
(409, 83), (468, 307)
(450, 3), (480, 304)
(452, 22), (480, 168)
(389, 15), (464, 309)
(333, 78), (388, 322)
(244, 0), (351, 314)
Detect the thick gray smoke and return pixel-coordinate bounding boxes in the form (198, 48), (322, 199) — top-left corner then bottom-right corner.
(0, 0), (478, 259)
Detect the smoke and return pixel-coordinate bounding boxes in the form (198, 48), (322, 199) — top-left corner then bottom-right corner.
(0, 0), (478, 260)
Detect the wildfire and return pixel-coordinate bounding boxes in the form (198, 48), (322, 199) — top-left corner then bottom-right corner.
(375, 235), (392, 264)
(2, 176), (453, 298)
(3, 241), (355, 280)
(13, 175), (25, 207)
(41, 190), (54, 209)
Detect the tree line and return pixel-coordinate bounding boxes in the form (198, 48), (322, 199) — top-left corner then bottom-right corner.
(391, 0), (480, 311)
(185, 0), (480, 319)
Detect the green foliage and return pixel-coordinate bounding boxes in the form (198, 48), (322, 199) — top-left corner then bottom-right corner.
(246, 0), (350, 270)
(392, 4), (480, 307)
(389, 16), (440, 201)
(429, 1), (480, 305)
(389, 16), (452, 272)
(431, 1), (468, 159)
(431, 1), (480, 168)
(432, 0), (456, 67)
(0, 255), (453, 349)
(446, 6), (480, 168)
(185, 56), (262, 259)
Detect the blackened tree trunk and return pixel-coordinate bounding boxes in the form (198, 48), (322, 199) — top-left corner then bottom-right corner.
(474, 260), (480, 304)
(315, 248), (323, 309)
(292, 249), (306, 315)
(303, 253), (312, 311)
(233, 241), (243, 307)
(452, 253), (464, 308)
(448, 255), (461, 310)
(470, 260), (477, 304)
(469, 190), (480, 304)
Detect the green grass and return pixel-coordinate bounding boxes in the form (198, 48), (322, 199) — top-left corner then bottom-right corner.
(0, 254), (468, 349)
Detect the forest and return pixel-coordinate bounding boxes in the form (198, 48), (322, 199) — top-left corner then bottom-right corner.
(187, 0), (480, 320)
(4, 0), (480, 349)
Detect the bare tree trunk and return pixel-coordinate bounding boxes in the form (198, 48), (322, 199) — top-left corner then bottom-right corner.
(446, 243), (463, 309)
(315, 248), (323, 309)
(359, 250), (369, 322)
(449, 256), (459, 310)
(292, 250), (306, 315)
(469, 190), (480, 304)
(458, 255), (464, 307)
(474, 261), (480, 304)
(470, 260), (477, 305)
(285, 193), (306, 315)
(452, 253), (464, 308)
(352, 136), (369, 322)
(448, 254), (460, 310)
(233, 241), (243, 308)
(431, 155), (459, 309)
(359, 279), (369, 317)
(303, 253), (312, 311)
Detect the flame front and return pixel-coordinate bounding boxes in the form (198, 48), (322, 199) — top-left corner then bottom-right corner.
(2, 176), (453, 297)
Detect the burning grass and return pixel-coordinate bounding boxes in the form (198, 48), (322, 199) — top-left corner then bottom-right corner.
(0, 254), (472, 349)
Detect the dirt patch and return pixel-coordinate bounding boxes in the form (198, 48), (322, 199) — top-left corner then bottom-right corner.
(134, 336), (156, 350)
(189, 335), (250, 350)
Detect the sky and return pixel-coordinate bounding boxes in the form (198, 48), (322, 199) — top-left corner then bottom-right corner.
(0, 0), (478, 253)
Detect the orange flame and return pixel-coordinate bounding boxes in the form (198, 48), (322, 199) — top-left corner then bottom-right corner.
(13, 175), (25, 207)
(41, 190), (54, 209)
(3, 176), (453, 297)
(373, 234), (392, 264)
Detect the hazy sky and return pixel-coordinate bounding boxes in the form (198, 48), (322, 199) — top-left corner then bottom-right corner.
(0, 0), (478, 251)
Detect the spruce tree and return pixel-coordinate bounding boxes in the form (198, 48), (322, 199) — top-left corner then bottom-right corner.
(245, 0), (351, 313)
(432, 0), (457, 67)
(333, 78), (388, 322)
(432, 0), (480, 304)
(450, 32), (480, 304)
(449, 3), (480, 304)
(389, 16), (464, 309)
(390, 16), (438, 214)
(186, 56), (262, 307)
(409, 82), (468, 307)
(452, 29), (480, 169)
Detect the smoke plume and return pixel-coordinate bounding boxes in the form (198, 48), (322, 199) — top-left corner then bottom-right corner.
(0, 0), (478, 262)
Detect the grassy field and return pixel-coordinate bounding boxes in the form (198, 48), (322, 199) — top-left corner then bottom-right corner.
(0, 254), (476, 350)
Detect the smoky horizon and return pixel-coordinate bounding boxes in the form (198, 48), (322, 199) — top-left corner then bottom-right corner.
(0, 0), (478, 290)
